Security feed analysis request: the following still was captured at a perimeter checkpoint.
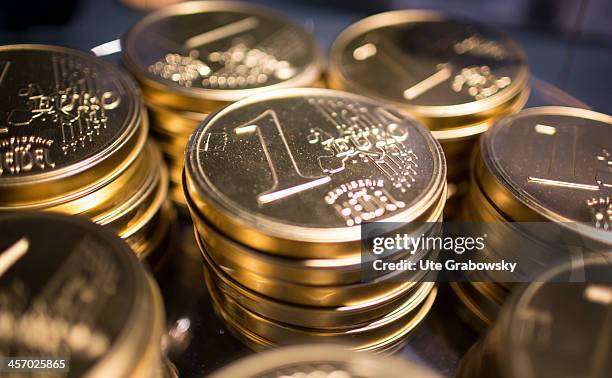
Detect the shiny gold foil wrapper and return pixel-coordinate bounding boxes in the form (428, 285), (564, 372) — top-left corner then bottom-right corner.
(456, 255), (612, 378)
(456, 106), (612, 331)
(183, 88), (447, 351)
(209, 344), (442, 378)
(0, 45), (174, 261)
(0, 213), (167, 378)
(327, 10), (531, 218)
(122, 1), (324, 207)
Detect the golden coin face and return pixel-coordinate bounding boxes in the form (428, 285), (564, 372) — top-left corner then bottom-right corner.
(0, 45), (141, 183)
(208, 344), (442, 378)
(185, 88), (445, 245)
(0, 213), (152, 376)
(122, 1), (322, 103)
(481, 107), (612, 233)
(329, 10), (528, 120)
(502, 256), (612, 378)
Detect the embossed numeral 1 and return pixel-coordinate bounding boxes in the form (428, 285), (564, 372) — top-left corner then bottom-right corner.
(403, 63), (451, 100)
(234, 110), (330, 205)
(0, 61), (9, 133)
(0, 237), (29, 277)
(0, 61), (10, 86)
(516, 307), (552, 347)
(529, 124), (600, 190)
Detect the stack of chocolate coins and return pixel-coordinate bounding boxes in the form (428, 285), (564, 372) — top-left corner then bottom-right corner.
(122, 1), (323, 207)
(455, 106), (612, 330)
(0, 213), (167, 377)
(328, 10), (530, 218)
(184, 88), (447, 352)
(0, 45), (173, 261)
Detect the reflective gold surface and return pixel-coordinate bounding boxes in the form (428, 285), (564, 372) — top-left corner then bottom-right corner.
(124, 2), (324, 208)
(456, 105), (612, 332)
(208, 344), (443, 378)
(456, 256), (612, 378)
(122, 1), (323, 112)
(477, 106), (612, 240)
(0, 213), (165, 378)
(207, 274), (437, 353)
(7, 6), (610, 378)
(203, 262), (423, 329)
(184, 88), (446, 258)
(183, 88), (445, 351)
(0, 45), (174, 261)
(328, 10), (530, 135)
(0, 44), (147, 207)
(208, 275), (436, 350)
(328, 11), (531, 215)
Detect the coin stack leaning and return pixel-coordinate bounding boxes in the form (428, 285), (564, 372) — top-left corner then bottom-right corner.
(328, 10), (530, 218)
(0, 213), (168, 378)
(209, 344), (443, 378)
(122, 1), (323, 207)
(455, 106), (612, 330)
(0, 45), (173, 262)
(455, 254), (612, 378)
(184, 88), (447, 352)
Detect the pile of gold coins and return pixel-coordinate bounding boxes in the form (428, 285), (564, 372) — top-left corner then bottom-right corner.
(0, 1), (610, 376)
(455, 106), (612, 330)
(0, 213), (169, 378)
(209, 344), (442, 378)
(183, 88), (447, 351)
(121, 1), (323, 207)
(0, 45), (173, 263)
(456, 255), (612, 378)
(328, 10), (531, 217)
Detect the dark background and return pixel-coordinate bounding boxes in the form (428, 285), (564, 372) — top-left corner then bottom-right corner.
(0, 0), (610, 114)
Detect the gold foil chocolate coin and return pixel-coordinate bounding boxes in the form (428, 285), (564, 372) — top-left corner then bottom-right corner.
(328, 10), (529, 136)
(478, 106), (612, 242)
(0, 213), (165, 378)
(208, 344), (442, 378)
(122, 1), (323, 112)
(0, 44), (144, 206)
(185, 88), (446, 258)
